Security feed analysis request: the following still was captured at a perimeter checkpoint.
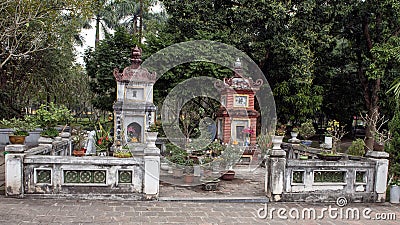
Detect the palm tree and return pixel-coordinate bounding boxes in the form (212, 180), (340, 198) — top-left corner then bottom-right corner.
(80, 0), (118, 49)
(388, 77), (400, 108)
(94, 0), (117, 48)
(82, 0), (166, 47)
(111, 0), (166, 43)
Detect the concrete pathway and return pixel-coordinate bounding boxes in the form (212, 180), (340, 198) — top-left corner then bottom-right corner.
(0, 196), (398, 224)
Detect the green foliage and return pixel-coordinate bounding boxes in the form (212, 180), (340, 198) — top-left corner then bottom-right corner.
(166, 143), (188, 166)
(0, 0), (93, 119)
(0, 116), (36, 136)
(40, 128), (59, 138)
(71, 126), (87, 150)
(257, 133), (272, 151)
(151, 0), (328, 123)
(84, 27), (138, 111)
(257, 132), (272, 159)
(299, 120), (316, 140)
(388, 110), (400, 178)
(207, 140), (225, 156)
(34, 102), (73, 129)
(94, 122), (113, 151)
(165, 142), (201, 168)
(219, 145), (244, 169)
(347, 139), (365, 156)
(148, 123), (159, 132)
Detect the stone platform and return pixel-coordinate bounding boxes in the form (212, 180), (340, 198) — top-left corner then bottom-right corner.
(159, 165), (268, 202)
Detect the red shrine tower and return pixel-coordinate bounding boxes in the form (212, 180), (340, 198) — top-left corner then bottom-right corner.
(215, 58), (263, 146)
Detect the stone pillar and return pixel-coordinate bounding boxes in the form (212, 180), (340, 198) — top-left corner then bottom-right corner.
(60, 132), (71, 155)
(366, 151), (389, 202)
(268, 148), (286, 201)
(4, 144), (26, 197)
(143, 137), (160, 199)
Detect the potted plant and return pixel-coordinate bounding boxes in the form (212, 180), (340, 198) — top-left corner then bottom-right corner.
(299, 120), (315, 146)
(347, 138), (365, 160)
(373, 129), (391, 151)
(145, 123), (159, 148)
(272, 124), (286, 150)
(218, 145), (244, 180)
(318, 120), (348, 161)
(113, 145), (133, 158)
(0, 116), (36, 144)
(207, 140), (225, 157)
(71, 126), (87, 157)
(289, 126), (300, 142)
(94, 122), (113, 156)
(183, 159), (195, 183)
(34, 103), (73, 139)
(168, 154), (186, 177)
(166, 143), (187, 178)
(256, 132), (272, 166)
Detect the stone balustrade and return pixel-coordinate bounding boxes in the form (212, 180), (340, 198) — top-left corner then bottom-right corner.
(4, 132), (160, 200)
(266, 143), (389, 203)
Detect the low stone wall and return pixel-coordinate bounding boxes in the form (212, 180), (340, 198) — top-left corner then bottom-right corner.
(4, 134), (160, 200)
(283, 159), (376, 203)
(266, 143), (390, 203)
(23, 156), (144, 199)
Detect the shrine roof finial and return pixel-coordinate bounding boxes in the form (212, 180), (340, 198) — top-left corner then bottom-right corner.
(214, 58), (263, 91)
(233, 58), (243, 77)
(113, 46), (156, 83)
(130, 46), (142, 69)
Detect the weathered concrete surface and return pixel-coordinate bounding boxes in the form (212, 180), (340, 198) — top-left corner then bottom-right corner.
(22, 156), (144, 198)
(5, 154), (24, 196)
(283, 158), (377, 203)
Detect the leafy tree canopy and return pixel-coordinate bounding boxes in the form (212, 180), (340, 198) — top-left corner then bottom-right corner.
(84, 27), (138, 112)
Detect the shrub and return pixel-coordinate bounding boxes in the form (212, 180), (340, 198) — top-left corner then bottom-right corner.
(166, 143), (188, 166)
(0, 116), (36, 136)
(34, 102), (73, 130)
(347, 138), (365, 156)
(299, 119), (316, 139)
(388, 110), (400, 179)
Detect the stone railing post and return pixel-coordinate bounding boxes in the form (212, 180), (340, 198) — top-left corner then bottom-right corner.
(60, 132), (72, 155)
(366, 151), (389, 202)
(143, 132), (160, 199)
(4, 144), (26, 197)
(268, 148), (286, 201)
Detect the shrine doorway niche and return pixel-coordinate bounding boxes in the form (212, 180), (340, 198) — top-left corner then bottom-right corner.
(127, 122), (142, 143)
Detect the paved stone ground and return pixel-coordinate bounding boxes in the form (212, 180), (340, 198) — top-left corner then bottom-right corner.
(159, 165), (267, 200)
(0, 196), (398, 224)
(1, 141), (399, 224)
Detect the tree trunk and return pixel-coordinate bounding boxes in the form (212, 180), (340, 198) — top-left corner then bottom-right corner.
(364, 106), (377, 151)
(95, 15), (100, 48)
(139, 0), (143, 43)
(359, 14), (381, 153)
